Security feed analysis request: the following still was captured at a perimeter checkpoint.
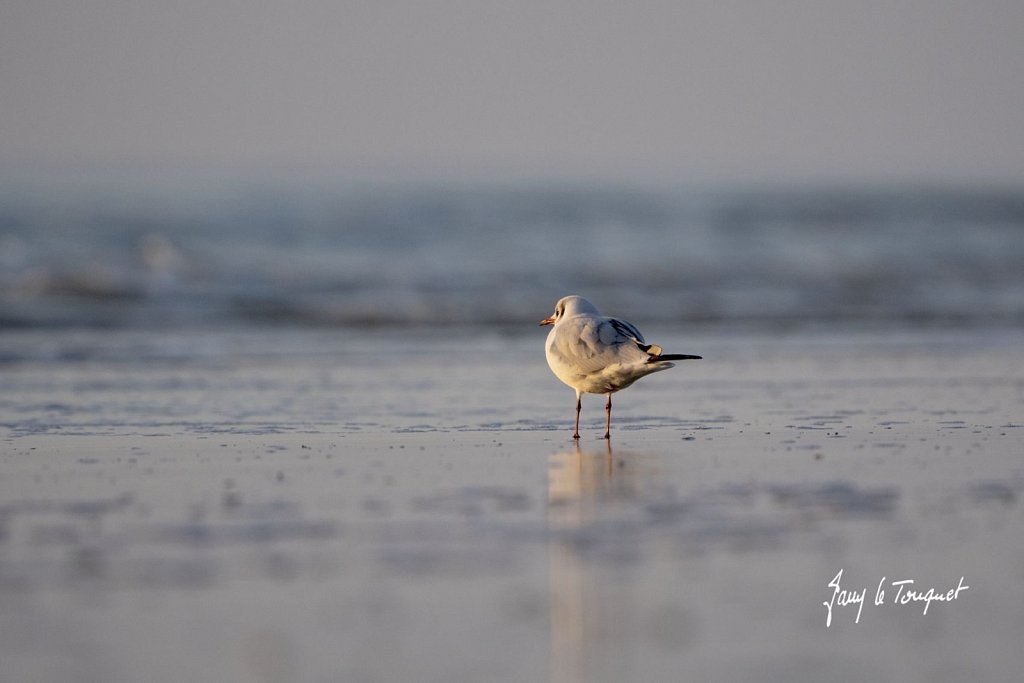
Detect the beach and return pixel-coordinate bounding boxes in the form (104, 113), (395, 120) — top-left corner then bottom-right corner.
(5, 0), (1024, 678)
(2, 324), (1022, 682)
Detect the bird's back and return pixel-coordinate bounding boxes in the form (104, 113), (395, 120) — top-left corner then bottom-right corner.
(545, 313), (672, 395)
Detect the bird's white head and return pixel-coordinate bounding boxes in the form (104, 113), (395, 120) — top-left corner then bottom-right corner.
(539, 295), (600, 326)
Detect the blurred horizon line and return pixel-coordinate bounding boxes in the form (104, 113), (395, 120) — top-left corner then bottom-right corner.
(3, 157), (1023, 195)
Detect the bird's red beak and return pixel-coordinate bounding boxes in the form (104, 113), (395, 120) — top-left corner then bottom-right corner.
(539, 316), (555, 326)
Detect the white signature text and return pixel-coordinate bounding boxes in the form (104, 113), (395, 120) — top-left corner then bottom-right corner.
(824, 568), (969, 627)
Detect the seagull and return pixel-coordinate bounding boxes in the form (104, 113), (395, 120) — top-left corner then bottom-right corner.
(540, 295), (701, 439)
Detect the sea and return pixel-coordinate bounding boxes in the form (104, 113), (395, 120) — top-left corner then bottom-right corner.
(2, 175), (1023, 336)
(2, 175), (1023, 683)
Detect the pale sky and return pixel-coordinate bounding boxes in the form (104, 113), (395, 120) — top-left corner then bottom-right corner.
(2, 0), (1023, 185)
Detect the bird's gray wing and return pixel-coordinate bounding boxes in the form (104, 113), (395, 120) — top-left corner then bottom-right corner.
(549, 315), (662, 380)
(575, 317), (648, 367)
(604, 317), (668, 358)
(606, 317), (645, 345)
(547, 318), (613, 375)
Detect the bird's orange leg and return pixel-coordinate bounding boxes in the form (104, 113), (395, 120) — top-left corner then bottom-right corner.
(604, 393), (612, 440)
(573, 395), (582, 440)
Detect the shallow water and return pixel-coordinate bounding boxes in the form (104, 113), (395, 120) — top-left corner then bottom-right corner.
(1, 326), (1023, 682)
(3, 181), (1024, 330)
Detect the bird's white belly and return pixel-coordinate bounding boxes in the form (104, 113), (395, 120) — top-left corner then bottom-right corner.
(546, 345), (650, 394)
(575, 366), (640, 394)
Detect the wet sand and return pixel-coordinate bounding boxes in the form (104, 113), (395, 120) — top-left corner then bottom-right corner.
(1, 327), (1022, 682)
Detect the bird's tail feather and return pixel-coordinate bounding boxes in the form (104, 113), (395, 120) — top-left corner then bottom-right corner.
(636, 340), (702, 362)
(649, 353), (702, 362)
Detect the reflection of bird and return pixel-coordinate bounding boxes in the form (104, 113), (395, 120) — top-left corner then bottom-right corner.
(540, 295), (701, 440)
